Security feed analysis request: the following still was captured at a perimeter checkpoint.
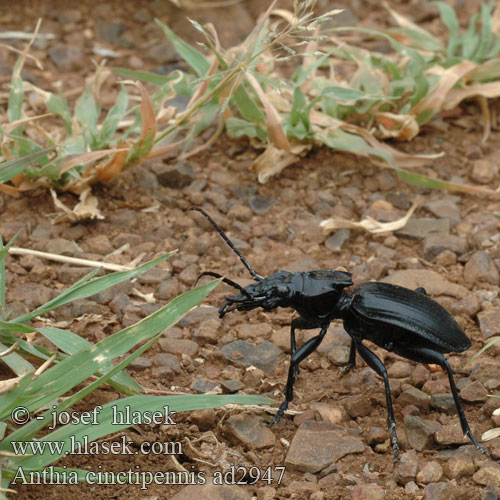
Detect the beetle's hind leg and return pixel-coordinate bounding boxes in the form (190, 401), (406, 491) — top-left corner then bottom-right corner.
(395, 345), (495, 458)
(355, 342), (400, 460)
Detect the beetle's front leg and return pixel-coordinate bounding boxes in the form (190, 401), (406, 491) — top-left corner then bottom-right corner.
(270, 325), (328, 425)
(289, 317), (318, 379)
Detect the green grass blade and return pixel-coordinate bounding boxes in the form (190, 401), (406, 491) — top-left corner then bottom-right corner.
(232, 84), (265, 123)
(0, 342), (34, 376)
(113, 67), (177, 86)
(38, 327), (142, 393)
(74, 86), (99, 146)
(155, 19), (210, 77)
(0, 279), (219, 426)
(0, 373), (34, 416)
(471, 336), (500, 361)
(12, 252), (175, 323)
(0, 148), (54, 184)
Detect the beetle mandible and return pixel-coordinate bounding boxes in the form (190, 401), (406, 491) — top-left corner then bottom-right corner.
(191, 207), (492, 459)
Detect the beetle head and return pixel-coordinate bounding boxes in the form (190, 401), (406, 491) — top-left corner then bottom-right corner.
(219, 271), (294, 317)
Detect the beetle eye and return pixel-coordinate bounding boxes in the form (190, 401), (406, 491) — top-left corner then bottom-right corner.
(275, 284), (290, 297)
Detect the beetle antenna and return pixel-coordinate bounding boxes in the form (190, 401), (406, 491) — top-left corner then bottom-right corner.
(190, 207), (263, 281)
(194, 271), (250, 297)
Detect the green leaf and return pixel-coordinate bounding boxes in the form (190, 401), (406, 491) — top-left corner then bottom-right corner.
(0, 148), (54, 185)
(477, 2), (493, 61)
(74, 86), (99, 146)
(100, 85), (129, 144)
(45, 92), (72, 133)
(226, 117), (260, 138)
(462, 14), (480, 59)
(232, 84), (265, 123)
(155, 19), (210, 77)
(317, 128), (395, 166)
(8, 59), (24, 125)
(434, 1), (460, 56)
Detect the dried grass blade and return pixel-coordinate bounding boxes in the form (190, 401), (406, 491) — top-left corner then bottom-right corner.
(410, 60), (477, 123)
(95, 141), (129, 183)
(245, 71), (291, 151)
(444, 80), (500, 109)
(321, 197), (420, 235)
(59, 148), (127, 175)
(252, 143), (310, 183)
(51, 188), (104, 223)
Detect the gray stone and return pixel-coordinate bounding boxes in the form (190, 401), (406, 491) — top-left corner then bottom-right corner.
(397, 387), (431, 412)
(49, 44), (83, 70)
(128, 356), (152, 371)
(285, 420), (364, 473)
(96, 21), (126, 43)
(220, 340), (282, 374)
(152, 353), (181, 373)
(159, 338), (199, 357)
(396, 218), (450, 239)
(225, 414), (275, 449)
(449, 294), (481, 317)
(179, 305), (218, 327)
(153, 162), (196, 189)
(324, 229), (351, 253)
(220, 379), (243, 393)
(430, 394), (456, 414)
(249, 195), (274, 216)
(424, 199), (461, 224)
(423, 233), (467, 261)
(8, 284), (54, 309)
(464, 251), (500, 286)
(46, 238), (78, 256)
(191, 377), (219, 393)
(404, 415), (438, 451)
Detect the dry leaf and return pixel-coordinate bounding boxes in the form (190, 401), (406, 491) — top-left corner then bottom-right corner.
(321, 197), (419, 234)
(374, 112), (419, 141)
(51, 188), (104, 223)
(95, 141), (129, 183)
(252, 143), (311, 183)
(245, 71), (291, 152)
(410, 61), (476, 121)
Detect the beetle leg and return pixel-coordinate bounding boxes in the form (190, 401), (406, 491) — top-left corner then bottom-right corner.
(289, 317), (318, 378)
(395, 345), (493, 458)
(270, 325), (328, 425)
(355, 342), (400, 461)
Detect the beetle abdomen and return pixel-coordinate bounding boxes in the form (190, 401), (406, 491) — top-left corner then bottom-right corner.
(349, 282), (471, 353)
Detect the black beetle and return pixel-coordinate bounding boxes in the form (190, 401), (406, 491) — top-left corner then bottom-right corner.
(191, 207), (492, 459)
